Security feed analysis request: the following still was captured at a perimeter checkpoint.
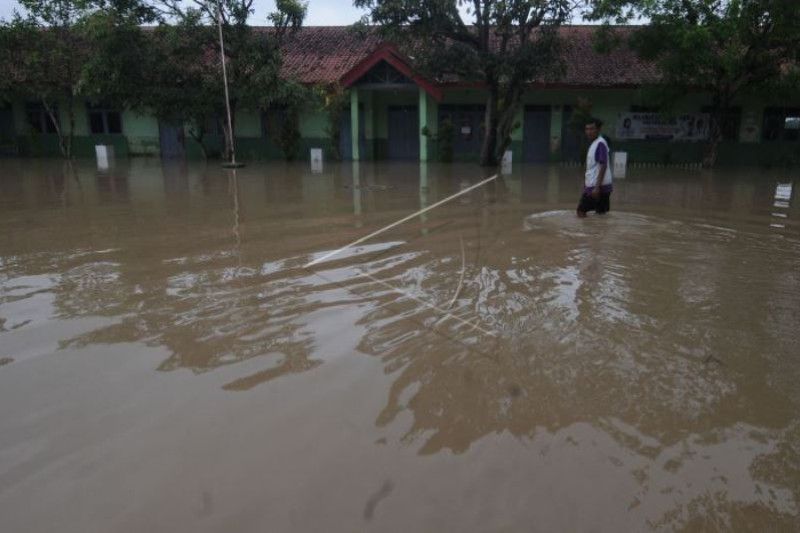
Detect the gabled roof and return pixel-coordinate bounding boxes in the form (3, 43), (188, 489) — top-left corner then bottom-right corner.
(339, 43), (443, 100)
(271, 25), (660, 88)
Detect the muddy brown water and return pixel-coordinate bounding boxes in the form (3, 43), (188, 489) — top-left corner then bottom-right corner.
(0, 158), (798, 532)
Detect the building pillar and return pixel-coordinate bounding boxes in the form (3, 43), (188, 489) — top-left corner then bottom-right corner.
(419, 161), (429, 233)
(352, 161), (362, 219)
(419, 87), (428, 162)
(351, 88), (359, 161)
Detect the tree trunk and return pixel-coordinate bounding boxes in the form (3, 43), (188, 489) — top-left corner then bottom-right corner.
(63, 159), (81, 189)
(66, 99), (75, 160)
(480, 85), (499, 167)
(702, 133), (721, 168)
(43, 100), (69, 159)
(494, 92), (521, 164)
(702, 111), (723, 168)
(188, 126), (209, 159)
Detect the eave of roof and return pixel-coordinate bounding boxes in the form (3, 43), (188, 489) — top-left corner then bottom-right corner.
(338, 43), (443, 101)
(274, 25), (660, 88)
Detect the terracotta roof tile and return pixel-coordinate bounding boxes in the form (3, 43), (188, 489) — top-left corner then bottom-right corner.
(553, 26), (660, 86)
(268, 26), (384, 85)
(269, 25), (659, 87)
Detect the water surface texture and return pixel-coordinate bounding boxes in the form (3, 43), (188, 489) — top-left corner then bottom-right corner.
(1, 159), (799, 532)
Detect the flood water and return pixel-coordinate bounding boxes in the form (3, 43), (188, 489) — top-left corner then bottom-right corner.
(1, 158), (799, 532)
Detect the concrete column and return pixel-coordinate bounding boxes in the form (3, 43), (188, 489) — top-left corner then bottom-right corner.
(352, 161), (362, 219)
(419, 161), (429, 233)
(351, 88), (359, 161)
(419, 88), (428, 162)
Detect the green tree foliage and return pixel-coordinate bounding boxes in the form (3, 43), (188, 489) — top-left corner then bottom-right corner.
(80, 0), (158, 110)
(0, 0), (155, 158)
(422, 119), (455, 162)
(0, 0), (313, 162)
(0, 0), (93, 158)
(276, 108), (301, 160)
(566, 96), (593, 158)
(354, 0), (576, 166)
(588, 0), (800, 167)
(150, 0), (308, 162)
(323, 86), (348, 161)
(262, 82), (320, 161)
(142, 18), (223, 158)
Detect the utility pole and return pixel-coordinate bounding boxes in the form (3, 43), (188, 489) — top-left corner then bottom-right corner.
(217, 3), (243, 168)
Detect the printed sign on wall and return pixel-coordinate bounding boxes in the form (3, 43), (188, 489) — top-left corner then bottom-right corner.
(616, 113), (710, 141)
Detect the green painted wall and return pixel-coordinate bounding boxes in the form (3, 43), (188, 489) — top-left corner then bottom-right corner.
(123, 110), (158, 136)
(514, 88), (800, 165)
(10, 99), (156, 157)
(372, 90), (418, 139)
(124, 110), (160, 156)
(363, 91), (375, 140)
(5, 87), (799, 166)
(235, 109), (261, 138)
(300, 108), (327, 138)
(71, 103), (90, 136)
(440, 89), (487, 105)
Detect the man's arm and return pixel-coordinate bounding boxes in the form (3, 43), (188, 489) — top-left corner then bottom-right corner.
(593, 142), (608, 198)
(593, 163), (607, 197)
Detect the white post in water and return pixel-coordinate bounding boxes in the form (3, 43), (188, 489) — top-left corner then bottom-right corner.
(310, 148), (323, 173)
(613, 151), (628, 179)
(95, 145), (114, 170)
(217, 4), (238, 167)
(501, 150), (512, 175)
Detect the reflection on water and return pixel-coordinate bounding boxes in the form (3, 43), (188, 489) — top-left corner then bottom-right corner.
(771, 182), (793, 229)
(1, 158), (799, 531)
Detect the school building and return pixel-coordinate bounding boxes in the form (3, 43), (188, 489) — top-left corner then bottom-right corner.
(1, 26), (798, 165)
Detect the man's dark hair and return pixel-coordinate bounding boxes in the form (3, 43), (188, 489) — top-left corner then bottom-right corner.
(586, 117), (603, 128)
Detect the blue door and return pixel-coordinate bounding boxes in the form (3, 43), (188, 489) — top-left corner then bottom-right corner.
(339, 105), (366, 160)
(159, 121), (186, 159)
(387, 106), (419, 160)
(523, 106), (551, 163)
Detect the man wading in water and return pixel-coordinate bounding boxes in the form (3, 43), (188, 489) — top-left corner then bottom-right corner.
(577, 118), (613, 217)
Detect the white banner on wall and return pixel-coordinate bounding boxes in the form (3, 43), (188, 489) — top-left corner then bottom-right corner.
(616, 112), (710, 141)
